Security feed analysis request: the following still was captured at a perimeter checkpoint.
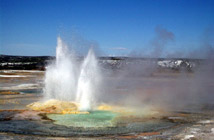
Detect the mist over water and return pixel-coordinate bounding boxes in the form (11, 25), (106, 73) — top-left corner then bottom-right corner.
(101, 26), (214, 112)
(43, 37), (101, 111)
(43, 27), (214, 113)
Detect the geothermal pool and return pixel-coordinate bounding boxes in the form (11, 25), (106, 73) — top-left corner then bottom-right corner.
(1, 69), (214, 139)
(0, 37), (214, 139)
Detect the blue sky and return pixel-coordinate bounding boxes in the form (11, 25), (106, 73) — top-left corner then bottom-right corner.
(0, 0), (214, 57)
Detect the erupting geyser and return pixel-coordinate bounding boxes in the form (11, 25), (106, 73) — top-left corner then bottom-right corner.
(43, 37), (101, 111)
(76, 49), (101, 111)
(44, 37), (77, 101)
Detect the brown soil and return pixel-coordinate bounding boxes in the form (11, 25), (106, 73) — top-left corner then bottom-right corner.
(0, 91), (20, 95)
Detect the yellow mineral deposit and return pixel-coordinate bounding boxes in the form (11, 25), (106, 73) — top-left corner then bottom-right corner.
(97, 104), (135, 115)
(27, 99), (89, 114)
(97, 104), (163, 117)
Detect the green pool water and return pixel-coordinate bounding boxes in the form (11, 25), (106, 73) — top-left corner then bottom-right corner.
(47, 111), (118, 128)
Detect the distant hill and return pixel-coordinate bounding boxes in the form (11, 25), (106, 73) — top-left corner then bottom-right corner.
(0, 55), (54, 70)
(0, 54), (203, 71)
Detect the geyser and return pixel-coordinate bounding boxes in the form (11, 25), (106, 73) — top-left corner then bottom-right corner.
(76, 49), (101, 111)
(43, 37), (101, 111)
(44, 37), (77, 101)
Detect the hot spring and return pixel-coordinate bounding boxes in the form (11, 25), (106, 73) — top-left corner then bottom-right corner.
(1, 37), (213, 139)
(28, 37), (117, 127)
(27, 36), (123, 127)
(1, 37), (214, 139)
(25, 37), (173, 132)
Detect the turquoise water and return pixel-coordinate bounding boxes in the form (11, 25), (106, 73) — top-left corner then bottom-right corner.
(47, 111), (118, 128)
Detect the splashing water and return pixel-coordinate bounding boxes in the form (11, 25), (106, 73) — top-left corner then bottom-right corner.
(44, 37), (77, 101)
(43, 37), (101, 111)
(76, 49), (101, 111)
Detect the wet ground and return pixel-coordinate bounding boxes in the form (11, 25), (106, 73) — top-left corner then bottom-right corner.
(0, 70), (214, 139)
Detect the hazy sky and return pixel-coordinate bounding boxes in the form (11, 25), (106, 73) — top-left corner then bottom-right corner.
(0, 0), (214, 57)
